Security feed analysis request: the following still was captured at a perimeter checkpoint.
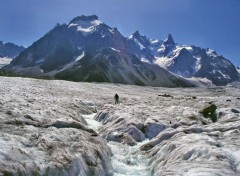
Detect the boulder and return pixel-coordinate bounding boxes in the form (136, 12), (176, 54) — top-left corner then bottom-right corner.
(199, 104), (217, 122)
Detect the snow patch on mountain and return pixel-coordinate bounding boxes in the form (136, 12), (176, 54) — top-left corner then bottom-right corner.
(108, 28), (116, 35)
(132, 38), (146, 50)
(218, 70), (231, 79)
(154, 57), (171, 68)
(150, 39), (160, 45)
(34, 58), (45, 64)
(172, 46), (193, 56)
(195, 57), (202, 71)
(206, 48), (218, 58)
(0, 57), (12, 68)
(140, 58), (150, 63)
(75, 52), (85, 61)
(110, 48), (120, 53)
(68, 19), (103, 35)
(237, 66), (240, 73)
(154, 46), (195, 69)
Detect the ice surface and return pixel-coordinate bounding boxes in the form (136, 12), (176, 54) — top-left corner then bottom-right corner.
(0, 77), (240, 175)
(0, 77), (113, 175)
(92, 83), (240, 175)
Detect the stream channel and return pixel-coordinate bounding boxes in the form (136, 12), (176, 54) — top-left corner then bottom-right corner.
(82, 114), (151, 176)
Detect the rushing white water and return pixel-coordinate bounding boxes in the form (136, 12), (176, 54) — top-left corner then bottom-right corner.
(108, 140), (151, 176)
(82, 114), (150, 176)
(82, 113), (100, 132)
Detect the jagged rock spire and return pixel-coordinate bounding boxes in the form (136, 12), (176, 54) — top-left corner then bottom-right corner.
(163, 34), (175, 47)
(132, 31), (141, 37)
(131, 31), (149, 47)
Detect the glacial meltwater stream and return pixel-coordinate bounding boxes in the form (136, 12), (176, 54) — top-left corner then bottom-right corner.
(82, 114), (151, 176)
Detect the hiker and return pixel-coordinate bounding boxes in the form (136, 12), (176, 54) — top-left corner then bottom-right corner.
(114, 93), (119, 104)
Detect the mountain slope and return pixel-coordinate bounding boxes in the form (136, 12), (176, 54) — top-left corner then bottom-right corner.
(55, 48), (190, 87)
(127, 31), (158, 63)
(3, 15), (192, 87)
(0, 41), (25, 58)
(237, 66), (240, 80)
(2, 15), (238, 86)
(0, 41), (25, 69)
(154, 45), (238, 85)
(5, 16), (128, 73)
(127, 32), (238, 85)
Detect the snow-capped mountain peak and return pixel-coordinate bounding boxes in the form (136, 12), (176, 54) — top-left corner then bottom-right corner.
(69, 15), (99, 24)
(68, 15), (103, 34)
(163, 34), (175, 47)
(129, 31), (149, 48)
(206, 48), (218, 58)
(131, 30), (146, 40)
(157, 34), (176, 57)
(132, 30), (141, 37)
(3, 15), (239, 86)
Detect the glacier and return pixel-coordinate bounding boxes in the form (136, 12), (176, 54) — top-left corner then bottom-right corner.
(0, 76), (240, 175)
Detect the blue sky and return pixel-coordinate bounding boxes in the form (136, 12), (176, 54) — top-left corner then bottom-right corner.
(0, 0), (239, 66)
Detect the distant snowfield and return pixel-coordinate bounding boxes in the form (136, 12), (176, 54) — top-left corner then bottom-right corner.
(0, 57), (12, 68)
(0, 76), (240, 175)
(154, 56), (171, 68)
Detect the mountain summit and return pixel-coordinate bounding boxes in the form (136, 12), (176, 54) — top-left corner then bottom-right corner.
(2, 15), (239, 86)
(0, 41), (25, 58)
(163, 34), (175, 47)
(69, 15), (99, 24)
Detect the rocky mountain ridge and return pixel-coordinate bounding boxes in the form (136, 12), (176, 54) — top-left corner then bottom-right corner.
(130, 32), (239, 85)
(0, 41), (25, 58)
(2, 15), (239, 86)
(237, 66), (240, 73)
